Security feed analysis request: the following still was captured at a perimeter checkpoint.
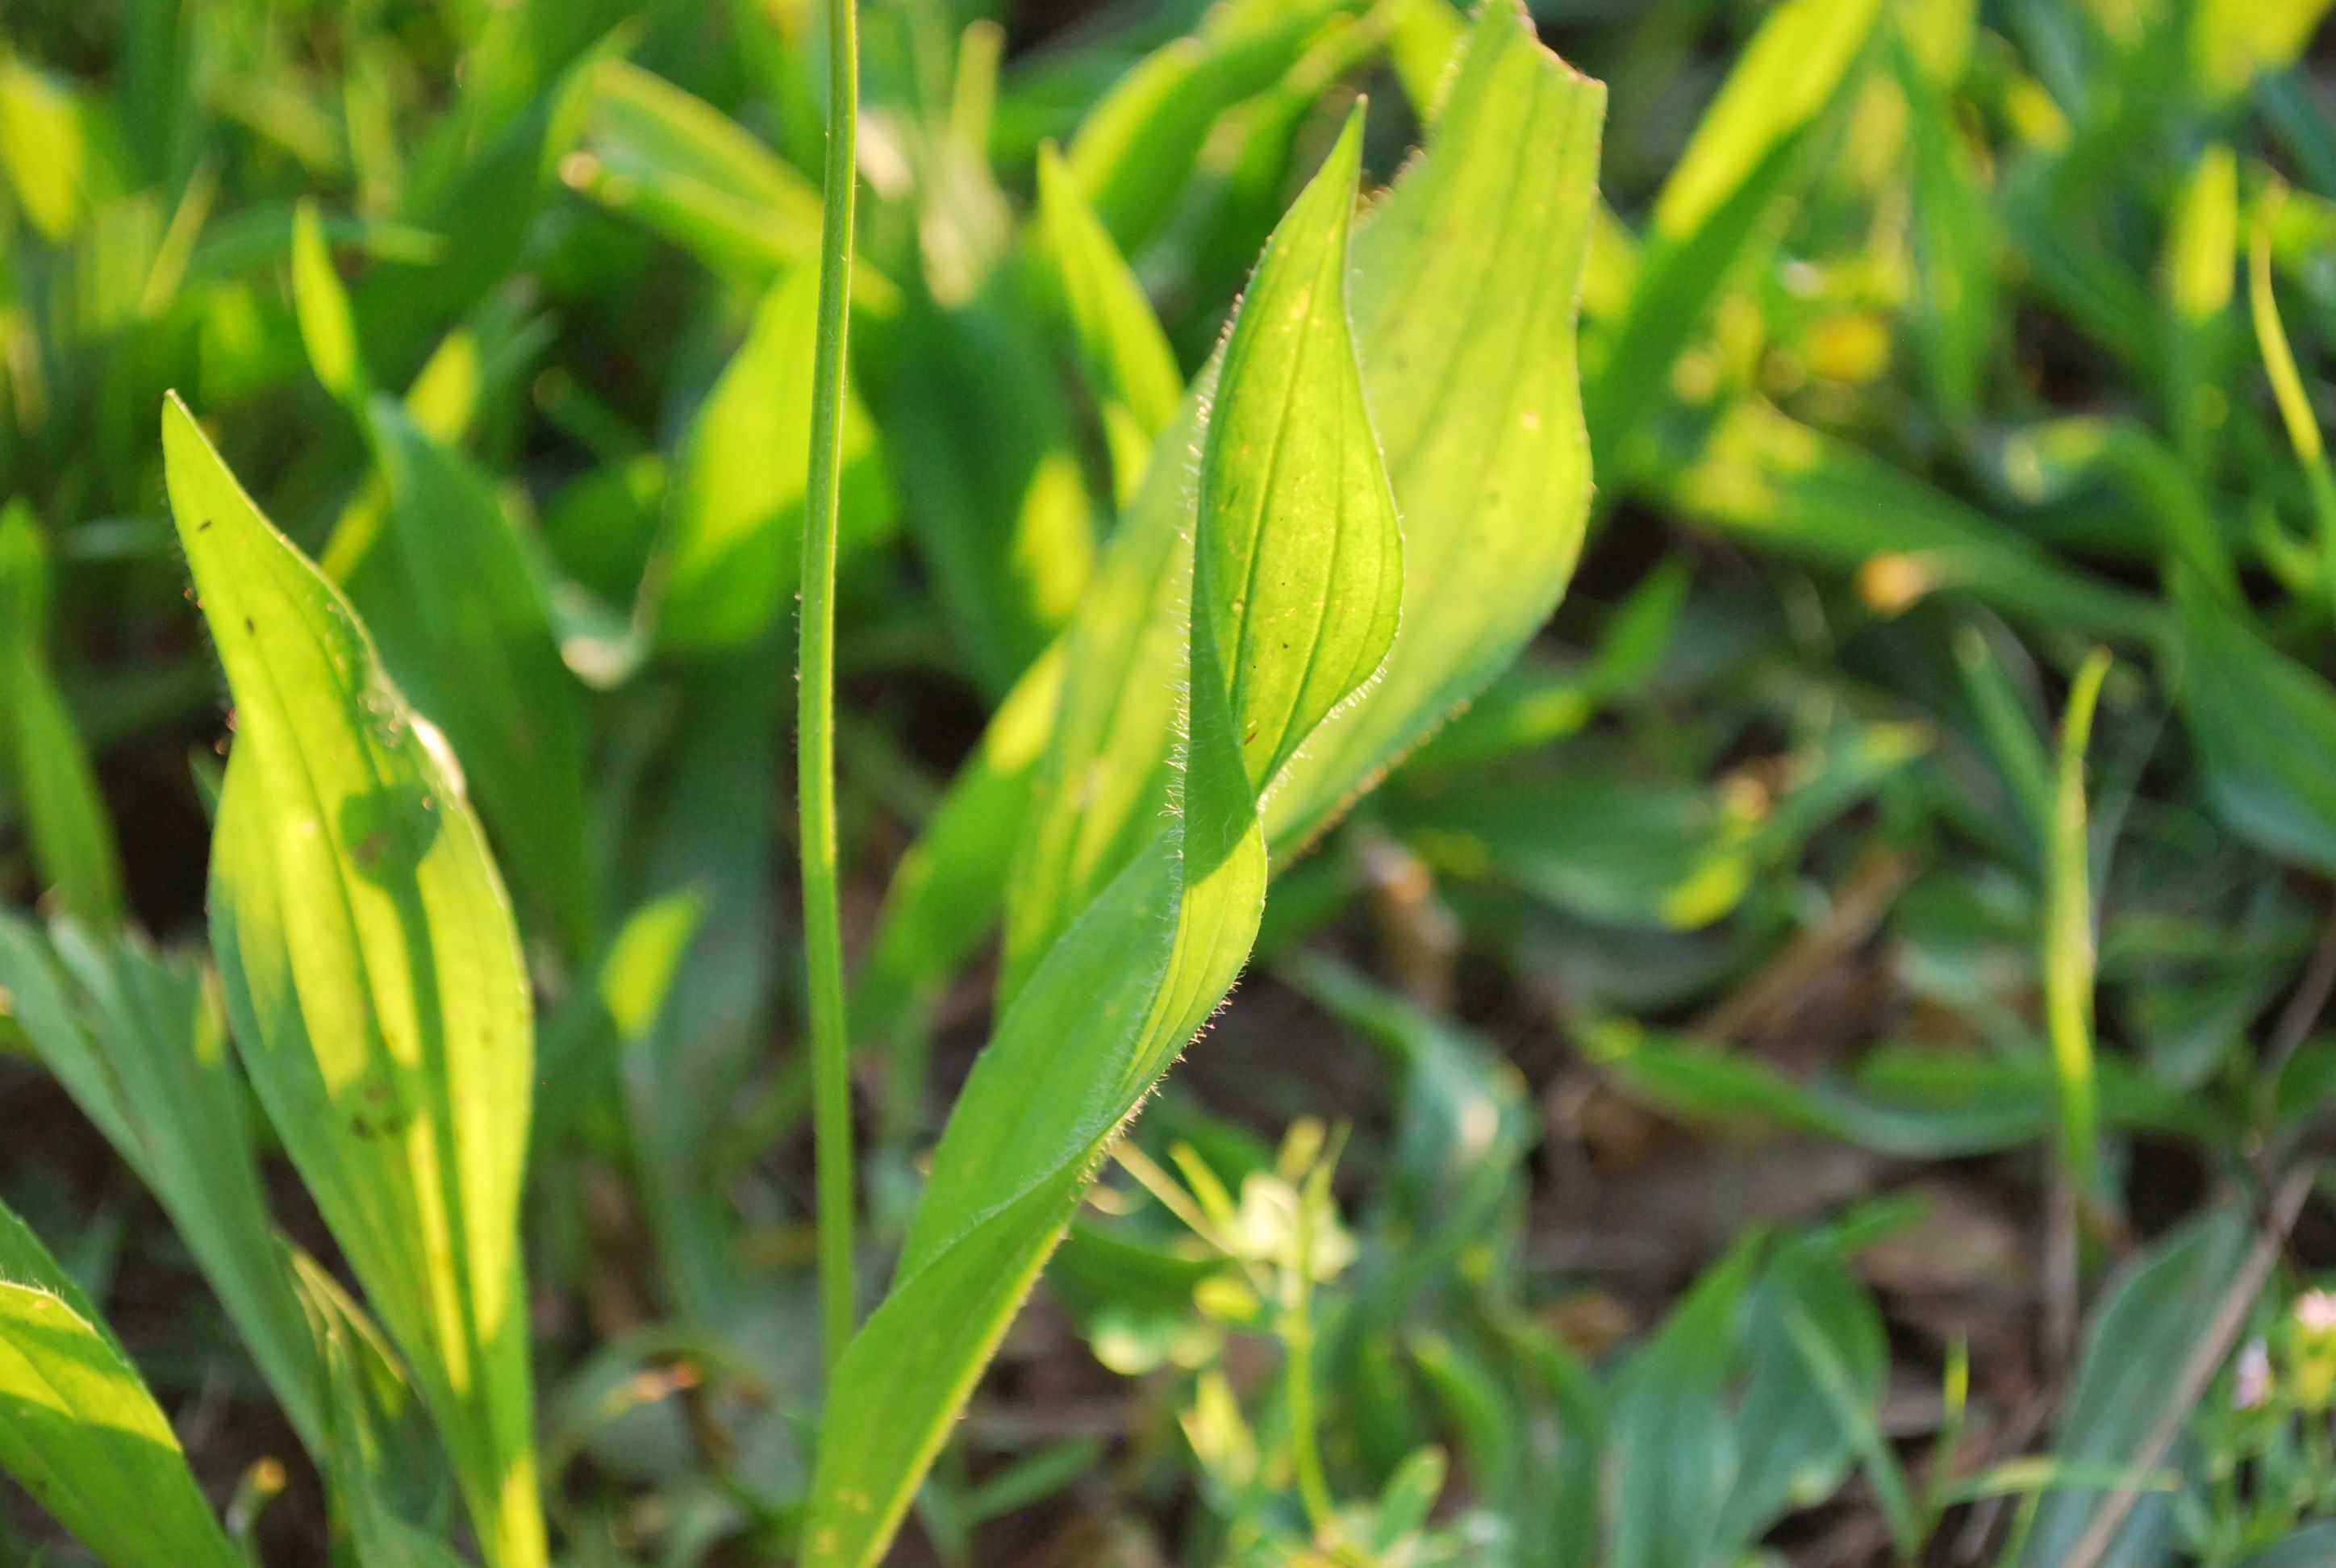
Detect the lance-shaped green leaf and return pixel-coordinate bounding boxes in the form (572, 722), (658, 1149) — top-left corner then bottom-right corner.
(2173, 573), (2336, 875)
(557, 57), (824, 285)
(1064, 0), (1354, 255)
(803, 107), (1396, 1568)
(1035, 143), (1183, 501)
(2045, 650), (2111, 1189)
(0, 914), (323, 1451)
(1197, 113), (1401, 794)
(0, 1201), (241, 1568)
(998, 391), (1205, 995)
(307, 1276), (474, 1568)
(1267, 10), (1603, 847)
(160, 395), (546, 1568)
(292, 198), (373, 410)
(1001, 4), (1604, 979)
(0, 502), (123, 930)
(292, 201), (598, 962)
(2019, 1209), (2253, 1566)
(659, 263), (890, 652)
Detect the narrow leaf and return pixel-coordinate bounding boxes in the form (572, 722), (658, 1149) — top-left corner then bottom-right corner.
(0, 502), (124, 930)
(560, 58), (827, 285)
(803, 103), (1402, 1568)
(1003, 4), (1607, 977)
(2046, 649), (2111, 1187)
(0, 915), (323, 1449)
(290, 198), (372, 408)
(0, 1203), (241, 1568)
(659, 265), (889, 651)
(1036, 142), (1182, 500)
(1195, 109), (1401, 793)
(2019, 1211), (2254, 1566)
(161, 394), (546, 1568)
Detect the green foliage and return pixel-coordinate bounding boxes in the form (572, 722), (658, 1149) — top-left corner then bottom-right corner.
(807, 101), (1403, 1568)
(13, 0), (2336, 1562)
(0, 1202), (241, 1568)
(163, 400), (544, 1568)
(0, 915), (325, 1449)
(0, 505), (122, 930)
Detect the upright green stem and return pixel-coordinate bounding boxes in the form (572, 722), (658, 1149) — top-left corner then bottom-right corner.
(802, 0), (861, 1381)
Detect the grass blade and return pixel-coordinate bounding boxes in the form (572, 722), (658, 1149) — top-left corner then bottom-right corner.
(0, 503), (124, 930)
(1035, 142), (1182, 501)
(2046, 648), (2112, 1188)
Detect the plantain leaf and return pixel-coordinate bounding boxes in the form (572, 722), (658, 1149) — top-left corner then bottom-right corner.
(311, 1289), (473, 1568)
(2019, 1209), (2253, 1567)
(1063, 0), (1354, 255)
(291, 197), (373, 408)
(996, 390), (1203, 994)
(1001, 2), (1604, 984)
(659, 263), (891, 652)
(0, 1201), (241, 1568)
(2173, 573), (2336, 876)
(1607, 1241), (1755, 1568)
(294, 181), (593, 957)
(1035, 142), (1183, 501)
(160, 394), (546, 1568)
(1266, 15), (1603, 848)
(803, 106), (1400, 1568)
(558, 57), (824, 285)
(1646, 0), (1886, 244)
(0, 501), (124, 930)
(1195, 119), (1402, 794)
(0, 914), (323, 1450)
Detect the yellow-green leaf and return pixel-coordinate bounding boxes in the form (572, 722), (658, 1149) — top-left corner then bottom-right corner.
(160, 394), (546, 1568)
(803, 100), (1405, 1568)
(0, 915), (323, 1450)
(0, 1202), (240, 1568)
(1036, 143), (1183, 500)
(659, 265), (889, 651)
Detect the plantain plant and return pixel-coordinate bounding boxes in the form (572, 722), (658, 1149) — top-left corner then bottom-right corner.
(24, 0), (2336, 1560)
(0, 0), (1600, 1562)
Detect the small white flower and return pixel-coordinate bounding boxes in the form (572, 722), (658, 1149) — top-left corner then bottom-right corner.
(2296, 1290), (2336, 1337)
(2235, 1340), (2272, 1410)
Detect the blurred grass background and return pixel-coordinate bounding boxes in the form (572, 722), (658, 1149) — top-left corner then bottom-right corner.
(11, 0), (2336, 1562)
